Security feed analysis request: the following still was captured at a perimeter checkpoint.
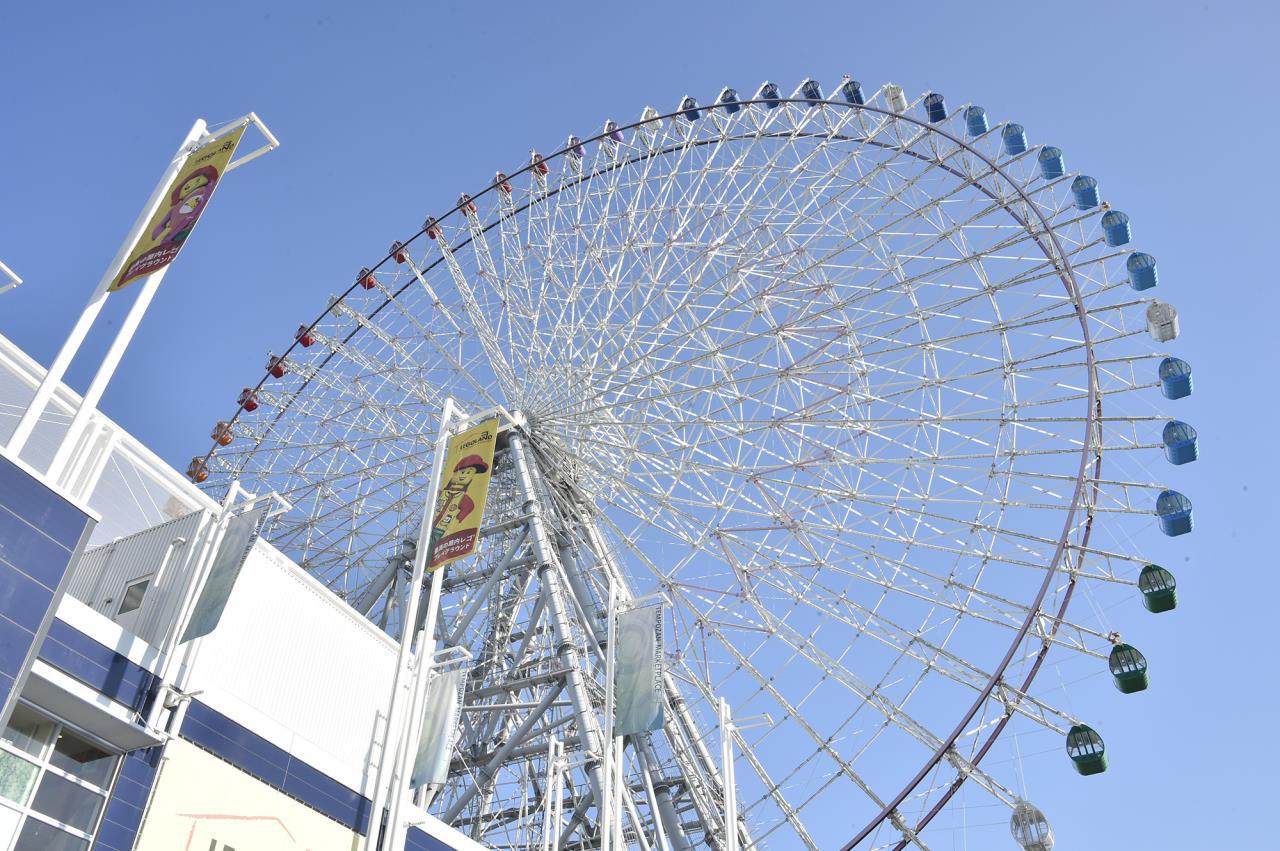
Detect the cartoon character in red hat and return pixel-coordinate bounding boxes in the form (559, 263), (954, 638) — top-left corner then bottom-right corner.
(151, 164), (220, 246)
(430, 453), (489, 551)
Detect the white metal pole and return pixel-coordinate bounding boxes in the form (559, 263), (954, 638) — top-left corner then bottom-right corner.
(49, 259), (171, 485)
(365, 399), (456, 851)
(0, 260), (21, 296)
(602, 582), (618, 850)
(6, 119), (206, 460)
(383, 637), (432, 850)
(145, 479), (240, 729)
(719, 698), (737, 851)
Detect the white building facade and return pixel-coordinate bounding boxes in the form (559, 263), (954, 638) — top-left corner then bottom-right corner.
(0, 332), (481, 851)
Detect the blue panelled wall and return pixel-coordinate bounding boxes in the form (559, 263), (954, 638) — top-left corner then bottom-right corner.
(34, 620), (465, 849)
(0, 452), (95, 727)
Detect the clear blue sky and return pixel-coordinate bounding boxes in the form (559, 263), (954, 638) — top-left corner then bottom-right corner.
(1, 1), (1274, 847)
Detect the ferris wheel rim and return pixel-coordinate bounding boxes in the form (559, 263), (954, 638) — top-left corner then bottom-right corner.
(201, 91), (1115, 847)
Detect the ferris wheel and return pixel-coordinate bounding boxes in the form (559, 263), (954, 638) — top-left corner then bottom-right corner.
(195, 76), (1195, 850)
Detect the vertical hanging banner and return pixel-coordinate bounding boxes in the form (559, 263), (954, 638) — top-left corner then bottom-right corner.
(614, 604), (665, 736)
(181, 505), (267, 642)
(110, 125), (246, 292)
(409, 667), (466, 788)
(428, 418), (498, 570)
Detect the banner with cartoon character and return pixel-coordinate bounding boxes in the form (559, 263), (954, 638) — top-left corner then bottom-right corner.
(428, 417), (498, 570)
(110, 125), (246, 292)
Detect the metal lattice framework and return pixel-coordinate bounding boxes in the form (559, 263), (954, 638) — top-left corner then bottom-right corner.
(200, 80), (1187, 849)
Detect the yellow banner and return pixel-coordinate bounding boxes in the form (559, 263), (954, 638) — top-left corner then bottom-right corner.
(110, 125), (246, 292)
(428, 418), (498, 570)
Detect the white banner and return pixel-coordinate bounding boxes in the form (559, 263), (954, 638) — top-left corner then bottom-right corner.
(410, 667), (466, 788)
(614, 604), (664, 736)
(182, 506), (267, 642)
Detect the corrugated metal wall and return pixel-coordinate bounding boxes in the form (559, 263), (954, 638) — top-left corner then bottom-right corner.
(68, 510), (209, 644)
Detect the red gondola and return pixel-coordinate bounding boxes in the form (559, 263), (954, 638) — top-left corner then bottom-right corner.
(238, 388), (259, 412)
(358, 267), (377, 289)
(425, 217), (441, 240)
(267, 354), (287, 378)
(458, 193), (477, 216)
(531, 150), (549, 175)
(390, 241), (410, 264)
(495, 172), (512, 194)
(296, 325), (316, 347)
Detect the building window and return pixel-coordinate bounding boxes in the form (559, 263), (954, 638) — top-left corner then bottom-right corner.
(0, 705), (119, 851)
(116, 577), (150, 616)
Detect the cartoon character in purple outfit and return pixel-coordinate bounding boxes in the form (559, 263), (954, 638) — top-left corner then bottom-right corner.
(151, 164), (220, 246)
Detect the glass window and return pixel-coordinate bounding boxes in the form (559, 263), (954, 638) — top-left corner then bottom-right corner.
(0, 751), (38, 805)
(0, 707), (117, 849)
(116, 578), (149, 616)
(30, 773), (103, 833)
(13, 817), (90, 851)
(49, 732), (114, 788)
(2, 706), (54, 758)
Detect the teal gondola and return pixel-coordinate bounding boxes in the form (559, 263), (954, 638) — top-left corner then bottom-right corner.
(1156, 490), (1193, 536)
(1138, 564), (1177, 613)
(1108, 643), (1150, 693)
(1071, 175), (1099, 209)
(1162, 420), (1198, 465)
(1066, 725), (1107, 775)
(965, 105), (988, 136)
(1002, 123), (1027, 155)
(1102, 210), (1131, 246)
(924, 92), (947, 122)
(1158, 357), (1192, 399)
(1038, 146), (1065, 180)
(1127, 252), (1158, 290)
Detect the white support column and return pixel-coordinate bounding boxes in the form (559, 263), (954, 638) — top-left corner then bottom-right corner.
(601, 581), (618, 851)
(719, 698), (737, 851)
(365, 399), (457, 851)
(6, 119), (207, 461)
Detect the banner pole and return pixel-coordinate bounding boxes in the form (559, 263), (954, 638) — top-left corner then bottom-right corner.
(366, 398), (456, 851)
(49, 259), (169, 488)
(5, 119), (207, 460)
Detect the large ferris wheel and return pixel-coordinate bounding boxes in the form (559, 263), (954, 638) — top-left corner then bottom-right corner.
(193, 77), (1195, 849)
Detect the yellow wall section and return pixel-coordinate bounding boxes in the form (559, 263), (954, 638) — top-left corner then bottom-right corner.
(135, 739), (360, 851)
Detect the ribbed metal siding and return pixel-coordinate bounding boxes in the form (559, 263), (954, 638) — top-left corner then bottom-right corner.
(68, 510), (209, 644)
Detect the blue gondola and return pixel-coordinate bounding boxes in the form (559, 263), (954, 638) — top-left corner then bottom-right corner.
(1163, 421), (1199, 465)
(1002, 123), (1028, 155)
(679, 96), (701, 121)
(1102, 210), (1132, 246)
(1071, 175), (1100, 209)
(1156, 490), (1194, 537)
(965, 106), (989, 136)
(840, 77), (865, 105)
(1038, 146), (1065, 180)
(1127, 252), (1158, 290)
(757, 81), (782, 108)
(717, 87), (741, 114)
(799, 78), (822, 104)
(924, 92), (947, 123)
(1158, 357), (1193, 399)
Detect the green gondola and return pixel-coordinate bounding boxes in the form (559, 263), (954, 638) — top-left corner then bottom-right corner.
(1066, 724), (1107, 776)
(1138, 564), (1177, 613)
(1108, 643), (1149, 693)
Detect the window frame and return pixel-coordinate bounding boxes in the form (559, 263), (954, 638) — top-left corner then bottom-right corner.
(0, 704), (121, 851)
(115, 574), (153, 617)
